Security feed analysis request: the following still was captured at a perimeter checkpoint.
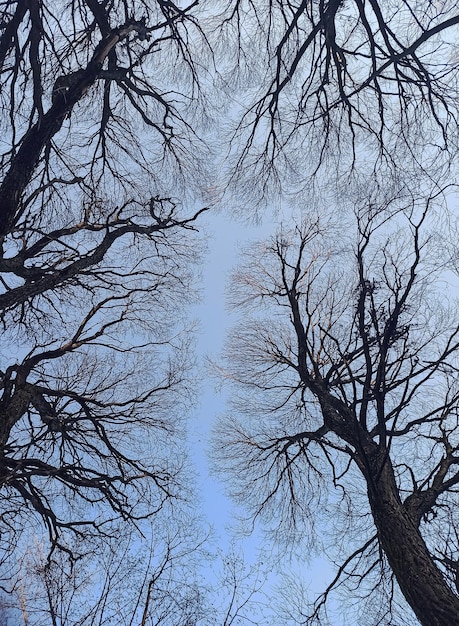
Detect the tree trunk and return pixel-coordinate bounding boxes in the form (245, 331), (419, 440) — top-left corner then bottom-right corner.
(365, 451), (459, 626)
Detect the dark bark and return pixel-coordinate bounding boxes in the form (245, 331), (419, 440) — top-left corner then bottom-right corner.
(0, 1), (27, 70)
(275, 235), (459, 623)
(318, 386), (459, 625)
(366, 452), (459, 626)
(0, 19), (148, 242)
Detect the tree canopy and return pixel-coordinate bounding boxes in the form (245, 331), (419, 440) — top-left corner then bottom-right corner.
(2, 1), (459, 624)
(0, 0), (211, 561)
(216, 190), (459, 624)
(215, 0), (459, 203)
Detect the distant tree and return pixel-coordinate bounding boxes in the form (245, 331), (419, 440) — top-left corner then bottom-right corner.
(8, 518), (208, 626)
(214, 1), (459, 197)
(8, 526), (271, 626)
(0, 0), (210, 565)
(215, 190), (459, 625)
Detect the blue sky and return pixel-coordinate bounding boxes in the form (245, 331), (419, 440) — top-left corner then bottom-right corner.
(188, 208), (337, 616)
(190, 211), (271, 535)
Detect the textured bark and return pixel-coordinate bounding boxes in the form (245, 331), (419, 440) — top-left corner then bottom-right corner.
(365, 450), (459, 626)
(229, 203), (459, 623)
(317, 386), (459, 624)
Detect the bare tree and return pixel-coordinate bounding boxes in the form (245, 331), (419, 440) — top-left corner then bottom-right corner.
(213, 1), (459, 197)
(6, 525), (272, 626)
(215, 190), (459, 625)
(0, 0), (211, 564)
(0, 0), (212, 237)
(7, 516), (209, 626)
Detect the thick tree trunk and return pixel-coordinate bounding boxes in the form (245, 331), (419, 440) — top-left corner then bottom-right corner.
(299, 309), (459, 624)
(365, 452), (459, 626)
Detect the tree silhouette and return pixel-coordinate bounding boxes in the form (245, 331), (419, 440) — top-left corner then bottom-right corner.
(0, 0), (209, 560)
(216, 190), (459, 625)
(215, 1), (459, 198)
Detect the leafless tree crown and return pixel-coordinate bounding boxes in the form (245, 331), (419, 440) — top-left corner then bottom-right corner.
(0, 0), (210, 560)
(213, 1), (459, 201)
(216, 195), (459, 624)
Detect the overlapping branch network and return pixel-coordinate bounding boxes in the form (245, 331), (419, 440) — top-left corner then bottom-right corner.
(215, 0), (459, 190)
(0, 0), (209, 557)
(216, 193), (459, 624)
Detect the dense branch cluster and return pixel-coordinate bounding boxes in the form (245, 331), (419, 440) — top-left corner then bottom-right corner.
(0, 0), (209, 560)
(214, 0), (459, 199)
(217, 196), (459, 624)
(0, 0), (211, 237)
